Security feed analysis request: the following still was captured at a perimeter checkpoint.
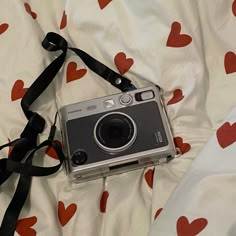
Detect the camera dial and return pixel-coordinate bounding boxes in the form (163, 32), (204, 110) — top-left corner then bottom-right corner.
(72, 150), (88, 165)
(119, 94), (133, 106)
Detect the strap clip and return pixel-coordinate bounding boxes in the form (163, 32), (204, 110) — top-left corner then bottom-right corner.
(27, 112), (45, 133)
(20, 113), (45, 145)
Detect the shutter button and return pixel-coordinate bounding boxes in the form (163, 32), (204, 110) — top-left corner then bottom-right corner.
(120, 94), (133, 105)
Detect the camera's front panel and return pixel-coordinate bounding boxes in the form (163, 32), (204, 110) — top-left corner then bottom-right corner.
(59, 86), (176, 181)
(66, 101), (169, 167)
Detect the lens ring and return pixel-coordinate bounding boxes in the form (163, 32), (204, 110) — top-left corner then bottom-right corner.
(94, 112), (137, 154)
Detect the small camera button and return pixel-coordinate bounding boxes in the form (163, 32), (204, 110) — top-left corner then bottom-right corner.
(120, 94), (133, 106)
(72, 150), (88, 165)
(140, 91), (154, 101)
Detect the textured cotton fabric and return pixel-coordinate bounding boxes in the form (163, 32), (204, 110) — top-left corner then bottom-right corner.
(0, 1), (235, 235)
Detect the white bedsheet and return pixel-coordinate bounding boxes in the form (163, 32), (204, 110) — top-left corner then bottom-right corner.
(0, 0), (235, 235)
(149, 106), (236, 236)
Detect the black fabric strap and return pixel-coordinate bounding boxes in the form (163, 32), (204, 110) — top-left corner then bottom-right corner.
(0, 173), (32, 235)
(69, 47), (136, 91)
(1, 141), (64, 176)
(0, 138), (33, 185)
(0, 32), (136, 236)
(0, 116), (62, 236)
(21, 33), (68, 119)
(0, 136), (64, 235)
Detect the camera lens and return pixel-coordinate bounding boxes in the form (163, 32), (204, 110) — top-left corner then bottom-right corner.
(72, 150), (88, 165)
(94, 112), (137, 153)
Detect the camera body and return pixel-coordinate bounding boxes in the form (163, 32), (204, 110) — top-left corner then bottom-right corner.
(59, 86), (176, 183)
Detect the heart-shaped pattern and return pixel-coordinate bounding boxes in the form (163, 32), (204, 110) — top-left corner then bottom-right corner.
(167, 89), (184, 105)
(167, 22), (192, 47)
(66, 62), (87, 83)
(114, 52), (134, 75)
(216, 122), (236, 148)
(174, 137), (191, 154)
(177, 216), (208, 236)
(24, 3), (37, 20)
(100, 191), (109, 213)
(16, 216), (37, 236)
(11, 80), (28, 101)
(98, 0), (112, 9)
(0, 23), (9, 35)
(45, 140), (62, 160)
(144, 168), (155, 189)
(60, 10), (67, 29)
(58, 201), (77, 227)
(224, 51), (236, 74)
(154, 208), (163, 220)
(232, 0), (236, 16)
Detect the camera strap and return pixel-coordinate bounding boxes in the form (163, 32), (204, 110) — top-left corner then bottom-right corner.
(0, 32), (136, 236)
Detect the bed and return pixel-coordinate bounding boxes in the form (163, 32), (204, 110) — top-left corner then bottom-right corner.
(0, 0), (236, 235)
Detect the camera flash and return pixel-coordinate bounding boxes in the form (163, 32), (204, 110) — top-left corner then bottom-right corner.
(104, 99), (115, 108)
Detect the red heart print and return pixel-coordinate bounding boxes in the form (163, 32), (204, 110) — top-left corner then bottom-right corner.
(24, 3), (37, 19)
(60, 10), (67, 29)
(216, 122), (236, 148)
(58, 201), (77, 227)
(224, 51), (236, 74)
(45, 140), (62, 160)
(11, 80), (28, 101)
(144, 168), (155, 189)
(114, 52), (134, 75)
(233, 0), (236, 16)
(167, 89), (184, 105)
(0, 23), (9, 35)
(154, 208), (163, 220)
(174, 137), (191, 154)
(98, 0), (112, 9)
(66, 62), (87, 83)
(167, 22), (192, 47)
(177, 216), (208, 236)
(100, 191), (109, 213)
(16, 216), (37, 236)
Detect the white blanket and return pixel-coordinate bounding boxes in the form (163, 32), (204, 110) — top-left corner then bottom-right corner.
(0, 0), (235, 235)
(149, 107), (236, 235)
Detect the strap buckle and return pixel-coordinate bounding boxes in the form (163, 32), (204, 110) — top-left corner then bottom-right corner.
(28, 112), (45, 133)
(20, 113), (45, 146)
